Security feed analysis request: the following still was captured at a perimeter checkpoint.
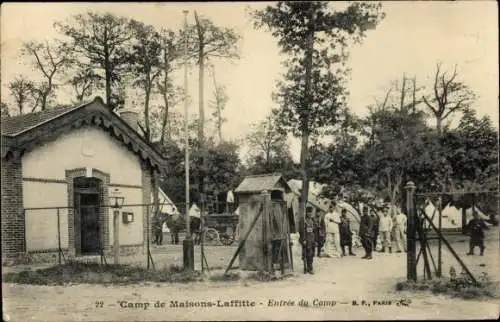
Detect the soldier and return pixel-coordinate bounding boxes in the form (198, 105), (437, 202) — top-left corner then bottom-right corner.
(299, 211), (317, 274)
(359, 207), (374, 259)
(314, 212), (326, 257)
(370, 209), (380, 252)
(378, 206), (393, 253)
(466, 211), (488, 256)
(340, 209), (355, 256)
(152, 215), (164, 245)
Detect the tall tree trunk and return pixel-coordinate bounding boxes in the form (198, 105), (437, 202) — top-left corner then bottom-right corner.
(160, 82), (169, 145)
(198, 48), (205, 145)
(144, 87), (151, 142)
(105, 69), (111, 108)
(299, 11), (315, 229)
(436, 117), (442, 135)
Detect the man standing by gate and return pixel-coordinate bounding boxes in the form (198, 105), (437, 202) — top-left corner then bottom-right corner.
(360, 207), (374, 259)
(299, 210), (317, 274)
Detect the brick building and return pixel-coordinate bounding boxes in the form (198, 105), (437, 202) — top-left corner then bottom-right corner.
(1, 97), (167, 263)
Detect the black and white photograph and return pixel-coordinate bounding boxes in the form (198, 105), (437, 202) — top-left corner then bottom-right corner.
(1, 1), (498, 321)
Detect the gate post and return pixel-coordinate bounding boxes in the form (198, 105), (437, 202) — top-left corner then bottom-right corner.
(405, 181), (417, 281)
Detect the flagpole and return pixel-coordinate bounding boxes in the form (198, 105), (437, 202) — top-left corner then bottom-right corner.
(182, 9), (194, 271)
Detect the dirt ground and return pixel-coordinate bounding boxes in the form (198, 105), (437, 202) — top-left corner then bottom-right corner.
(2, 230), (499, 321)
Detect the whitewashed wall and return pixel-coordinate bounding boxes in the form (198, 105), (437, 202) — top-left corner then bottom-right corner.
(22, 126), (145, 251)
(23, 181), (69, 251)
(109, 187), (144, 246)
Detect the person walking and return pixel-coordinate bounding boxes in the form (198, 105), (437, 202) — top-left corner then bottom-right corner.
(466, 211), (488, 256)
(324, 203), (342, 258)
(299, 211), (317, 274)
(378, 206), (393, 253)
(393, 207), (407, 253)
(359, 207), (375, 259)
(340, 209), (356, 256)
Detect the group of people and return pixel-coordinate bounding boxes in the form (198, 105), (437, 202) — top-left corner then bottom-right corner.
(299, 201), (408, 274)
(358, 204), (407, 260)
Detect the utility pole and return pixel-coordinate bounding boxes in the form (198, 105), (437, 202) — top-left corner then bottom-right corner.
(182, 9), (194, 271)
(194, 10), (207, 272)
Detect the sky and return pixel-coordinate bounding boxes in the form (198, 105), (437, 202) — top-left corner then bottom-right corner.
(1, 2), (498, 161)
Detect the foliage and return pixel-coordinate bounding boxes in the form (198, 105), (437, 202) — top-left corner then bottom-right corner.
(55, 11), (133, 109)
(127, 19), (164, 142)
(395, 271), (498, 300)
(8, 75), (37, 115)
(252, 1), (384, 226)
(181, 13), (240, 64)
(0, 102), (10, 118)
(157, 139), (242, 205)
(157, 28), (182, 145)
(2, 262), (203, 285)
(68, 66), (103, 102)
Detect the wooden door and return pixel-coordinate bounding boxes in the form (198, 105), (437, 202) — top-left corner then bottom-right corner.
(80, 193), (100, 254)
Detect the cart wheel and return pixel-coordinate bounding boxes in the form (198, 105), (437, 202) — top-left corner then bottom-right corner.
(204, 228), (219, 246)
(220, 234), (234, 246)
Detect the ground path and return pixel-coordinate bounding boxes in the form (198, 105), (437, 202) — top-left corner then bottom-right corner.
(2, 232), (499, 321)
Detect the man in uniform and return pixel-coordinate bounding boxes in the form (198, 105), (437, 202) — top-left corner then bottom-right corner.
(340, 209), (355, 256)
(370, 209), (380, 252)
(299, 210), (317, 274)
(466, 211), (488, 256)
(359, 207), (374, 259)
(314, 212), (326, 257)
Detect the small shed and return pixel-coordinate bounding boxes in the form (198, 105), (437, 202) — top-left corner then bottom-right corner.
(234, 173), (293, 272)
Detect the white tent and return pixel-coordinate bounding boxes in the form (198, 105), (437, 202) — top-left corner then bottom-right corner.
(188, 204), (201, 218)
(337, 200), (361, 232)
(151, 188), (180, 232)
(422, 201), (489, 229)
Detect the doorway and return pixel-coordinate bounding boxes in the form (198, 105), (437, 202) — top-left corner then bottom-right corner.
(74, 177), (101, 255)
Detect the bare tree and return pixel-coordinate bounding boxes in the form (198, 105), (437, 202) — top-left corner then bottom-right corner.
(209, 65), (228, 143)
(21, 40), (73, 111)
(422, 63), (476, 134)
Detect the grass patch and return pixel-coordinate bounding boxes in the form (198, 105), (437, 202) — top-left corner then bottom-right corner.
(3, 262), (203, 285)
(209, 271), (241, 282)
(395, 271), (499, 300)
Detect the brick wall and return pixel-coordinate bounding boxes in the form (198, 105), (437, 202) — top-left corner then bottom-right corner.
(141, 161), (153, 253)
(1, 153), (25, 261)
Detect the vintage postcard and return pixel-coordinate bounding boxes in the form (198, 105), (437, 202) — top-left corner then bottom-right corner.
(1, 1), (499, 321)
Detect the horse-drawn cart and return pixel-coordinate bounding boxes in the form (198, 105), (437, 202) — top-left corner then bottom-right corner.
(203, 213), (239, 246)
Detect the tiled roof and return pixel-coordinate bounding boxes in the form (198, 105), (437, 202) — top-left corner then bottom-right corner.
(235, 173), (290, 193)
(1, 101), (90, 136)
